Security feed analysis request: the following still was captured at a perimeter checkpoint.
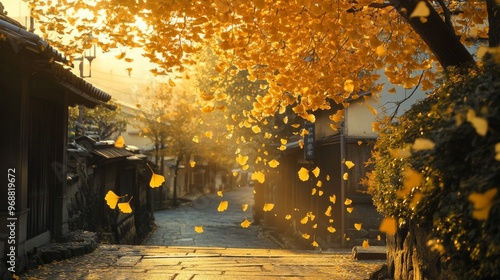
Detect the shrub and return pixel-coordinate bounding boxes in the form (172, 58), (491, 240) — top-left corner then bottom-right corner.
(367, 62), (500, 279)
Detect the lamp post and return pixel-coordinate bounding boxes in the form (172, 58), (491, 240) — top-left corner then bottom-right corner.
(75, 35), (97, 78)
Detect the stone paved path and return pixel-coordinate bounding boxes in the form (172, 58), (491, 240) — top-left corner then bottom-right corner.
(19, 187), (385, 279)
(20, 245), (384, 279)
(143, 187), (278, 248)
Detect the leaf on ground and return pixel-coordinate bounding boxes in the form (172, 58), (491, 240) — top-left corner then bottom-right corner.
(195, 226), (204, 233)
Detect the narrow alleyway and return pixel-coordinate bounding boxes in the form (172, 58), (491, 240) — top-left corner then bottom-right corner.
(143, 186), (278, 248)
(19, 187), (385, 279)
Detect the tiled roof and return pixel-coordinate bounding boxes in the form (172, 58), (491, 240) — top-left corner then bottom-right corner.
(0, 13), (112, 106)
(92, 147), (135, 159)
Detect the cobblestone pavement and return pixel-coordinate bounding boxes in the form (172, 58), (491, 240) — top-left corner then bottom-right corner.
(19, 187), (385, 279)
(20, 245), (384, 279)
(143, 186), (278, 248)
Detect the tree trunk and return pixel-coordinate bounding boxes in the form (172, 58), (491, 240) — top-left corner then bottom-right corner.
(487, 0), (500, 47)
(391, 0), (475, 68)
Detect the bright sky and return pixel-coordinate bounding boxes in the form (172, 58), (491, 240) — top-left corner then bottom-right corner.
(3, 0), (171, 106)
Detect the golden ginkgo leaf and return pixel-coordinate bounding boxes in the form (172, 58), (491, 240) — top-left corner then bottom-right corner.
(311, 188), (317, 195)
(298, 167), (309, 181)
(344, 198), (353, 205)
(311, 240), (319, 247)
(268, 159), (280, 168)
(397, 167), (422, 198)
(241, 219), (252, 228)
(316, 180), (322, 187)
(467, 109), (488, 136)
(343, 173), (349, 180)
(168, 78), (176, 87)
(190, 160), (196, 168)
(118, 196), (133, 214)
(285, 214), (292, 220)
(412, 138), (435, 150)
(327, 226), (336, 233)
(318, 190), (324, 196)
(105, 190), (124, 209)
(236, 154), (249, 165)
(362, 239), (370, 249)
(263, 203), (274, 212)
(192, 136), (199, 143)
(346, 207), (354, 213)
(195, 226), (204, 233)
(251, 171), (265, 183)
(354, 223), (362, 231)
(150, 173), (165, 188)
(302, 233), (310, 239)
(410, 1), (430, 18)
(218, 201), (229, 212)
(300, 216), (309, 224)
(251, 125), (261, 133)
(344, 79), (354, 93)
(345, 161), (355, 169)
(379, 217), (397, 235)
(114, 135), (125, 148)
(325, 206), (332, 217)
(115, 51), (126, 59)
(242, 204), (248, 211)
(330, 194), (336, 204)
(312, 167), (320, 178)
(468, 188), (498, 220)
(217, 191), (223, 197)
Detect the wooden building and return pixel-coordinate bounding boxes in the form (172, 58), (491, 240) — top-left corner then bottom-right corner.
(0, 13), (113, 271)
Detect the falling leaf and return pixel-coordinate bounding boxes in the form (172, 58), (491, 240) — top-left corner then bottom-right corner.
(319, 190), (324, 196)
(410, 192), (424, 209)
(118, 196), (133, 214)
(467, 109), (488, 136)
(362, 240), (370, 249)
(312, 167), (320, 177)
(388, 147), (411, 159)
(326, 175), (331, 181)
(150, 173), (165, 188)
(195, 226), (204, 233)
(412, 138), (435, 150)
(263, 203), (275, 211)
(242, 204), (248, 211)
(346, 207), (354, 213)
(327, 226), (336, 233)
(312, 224), (318, 229)
(114, 135), (125, 148)
(192, 136), (199, 143)
(115, 51), (126, 59)
(379, 217), (397, 235)
(330, 195), (337, 204)
(343, 173), (349, 180)
(285, 214), (292, 220)
(410, 1), (430, 18)
(218, 201), (228, 212)
(316, 180), (322, 187)
(302, 233), (310, 239)
(325, 206), (332, 216)
(312, 240), (319, 247)
(252, 125), (261, 133)
(268, 159), (280, 168)
(354, 223), (362, 231)
(217, 191), (223, 197)
(311, 188), (317, 195)
(377, 235), (381, 241)
(236, 154), (249, 166)
(298, 167), (310, 181)
(251, 171), (266, 183)
(241, 219), (252, 228)
(329, 219), (334, 223)
(397, 167), (422, 197)
(468, 188), (498, 220)
(345, 161), (355, 169)
(300, 216), (309, 224)
(105, 190), (124, 209)
(168, 78), (176, 87)
(190, 160), (196, 168)
(344, 198), (353, 205)
(358, 141), (363, 145)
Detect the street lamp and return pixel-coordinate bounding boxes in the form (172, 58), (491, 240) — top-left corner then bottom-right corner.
(75, 35), (97, 78)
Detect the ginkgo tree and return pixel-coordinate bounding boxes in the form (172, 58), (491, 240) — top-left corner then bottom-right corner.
(31, 0), (493, 130)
